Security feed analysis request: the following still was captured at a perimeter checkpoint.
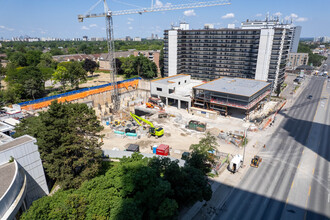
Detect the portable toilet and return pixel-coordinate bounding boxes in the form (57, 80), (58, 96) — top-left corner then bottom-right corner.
(156, 144), (169, 156)
(152, 145), (158, 154)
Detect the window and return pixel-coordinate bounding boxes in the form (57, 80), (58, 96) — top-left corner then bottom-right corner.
(185, 80), (187, 83)
(178, 82), (181, 85)
(157, 87), (162, 92)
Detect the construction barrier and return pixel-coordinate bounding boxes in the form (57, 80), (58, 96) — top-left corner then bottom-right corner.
(18, 77), (141, 111)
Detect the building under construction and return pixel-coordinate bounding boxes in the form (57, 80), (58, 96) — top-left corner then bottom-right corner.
(192, 77), (271, 115)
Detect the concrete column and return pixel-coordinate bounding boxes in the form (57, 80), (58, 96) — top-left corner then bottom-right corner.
(178, 99), (181, 109)
(166, 98), (168, 105)
(188, 100), (191, 110)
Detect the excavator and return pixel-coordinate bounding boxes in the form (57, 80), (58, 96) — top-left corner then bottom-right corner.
(130, 112), (164, 138)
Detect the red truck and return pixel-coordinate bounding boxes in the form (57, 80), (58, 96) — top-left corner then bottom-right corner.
(156, 144), (170, 156)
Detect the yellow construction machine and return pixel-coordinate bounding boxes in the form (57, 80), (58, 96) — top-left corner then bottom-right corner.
(250, 155), (262, 168)
(130, 112), (164, 138)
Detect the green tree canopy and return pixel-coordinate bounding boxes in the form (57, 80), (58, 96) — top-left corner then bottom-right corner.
(297, 42), (327, 67)
(8, 52), (27, 67)
(21, 153), (212, 220)
(15, 101), (104, 189)
(188, 132), (218, 174)
(119, 55), (158, 79)
(52, 65), (69, 91)
(82, 58), (99, 76)
(5, 66), (45, 99)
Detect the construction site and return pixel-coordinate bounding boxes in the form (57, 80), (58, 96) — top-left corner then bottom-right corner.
(16, 0), (286, 176)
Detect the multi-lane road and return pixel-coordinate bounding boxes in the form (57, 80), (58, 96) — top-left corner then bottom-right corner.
(211, 60), (330, 219)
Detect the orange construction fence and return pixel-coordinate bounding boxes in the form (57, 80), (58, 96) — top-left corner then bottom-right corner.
(21, 79), (139, 111)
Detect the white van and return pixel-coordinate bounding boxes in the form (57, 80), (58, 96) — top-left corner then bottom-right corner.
(228, 154), (243, 173)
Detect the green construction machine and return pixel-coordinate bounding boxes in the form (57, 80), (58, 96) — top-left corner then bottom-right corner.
(130, 112), (164, 138)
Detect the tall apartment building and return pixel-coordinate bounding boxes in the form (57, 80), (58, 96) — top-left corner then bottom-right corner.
(164, 19), (292, 89)
(289, 26), (301, 53)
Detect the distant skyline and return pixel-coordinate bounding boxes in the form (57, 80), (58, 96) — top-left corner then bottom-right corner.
(0, 0), (329, 39)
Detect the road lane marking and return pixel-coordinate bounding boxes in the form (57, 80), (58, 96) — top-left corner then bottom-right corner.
(297, 162), (300, 169)
(286, 197), (289, 204)
(291, 181), (294, 189)
(308, 186), (311, 197)
(312, 168), (315, 175)
(302, 149), (304, 154)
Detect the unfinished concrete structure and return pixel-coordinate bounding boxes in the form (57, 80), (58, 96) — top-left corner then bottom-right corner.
(150, 74), (201, 109)
(192, 77), (271, 115)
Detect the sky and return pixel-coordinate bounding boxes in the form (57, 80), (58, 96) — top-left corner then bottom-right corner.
(0, 0), (329, 39)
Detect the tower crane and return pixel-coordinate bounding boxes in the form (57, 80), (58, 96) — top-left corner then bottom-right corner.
(78, 0), (231, 113)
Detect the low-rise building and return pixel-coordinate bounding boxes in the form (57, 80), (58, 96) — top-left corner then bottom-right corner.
(98, 51), (135, 71)
(192, 77), (271, 115)
(286, 53), (309, 70)
(0, 130), (49, 219)
(133, 50), (160, 73)
(150, 74), (202, 109)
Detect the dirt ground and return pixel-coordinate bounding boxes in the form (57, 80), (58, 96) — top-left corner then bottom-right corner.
(100, 104), (263, 160)
(80, 72), (126, 88)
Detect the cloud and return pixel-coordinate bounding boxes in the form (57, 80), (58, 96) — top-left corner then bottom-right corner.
(256, 13), (262, 17)
(284, 13), (307, 22)
(290, 13), (298, 18)
(274, 12), (282, 17)
(184, 9), (196, 17)
(129, 27), (133, 30)
(0, 25), (14, 31)
(221, 13), (235, 19)
(155, 0), (163, 7)
(154, 0), (171, 8)
(296, 17), (308, 22)
(81, 26), (89, 30)
(89, 24), (97, 28)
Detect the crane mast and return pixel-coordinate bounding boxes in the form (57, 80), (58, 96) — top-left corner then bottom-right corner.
(78, 0), (231, 113)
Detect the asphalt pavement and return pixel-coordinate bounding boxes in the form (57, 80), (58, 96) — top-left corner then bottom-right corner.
(211, 75), (330, 219)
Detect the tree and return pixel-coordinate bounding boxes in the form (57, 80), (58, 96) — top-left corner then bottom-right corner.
(120, 55), (136, 78)
(82, 59), (99, 76)
(188, 132), (218, 174)
(21, 153), (212, 219)
(5, 66), (45, 99)
(8, 52), (27, 66)
(26, 50), (42, 66)
(15, 101), (104, 189)
(67, 61), (87, 89)
(50, 48), (64, 56)
(52, 65), (69, 91)
(0, 63), (5, 89)
(297, 42), (327, 67)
